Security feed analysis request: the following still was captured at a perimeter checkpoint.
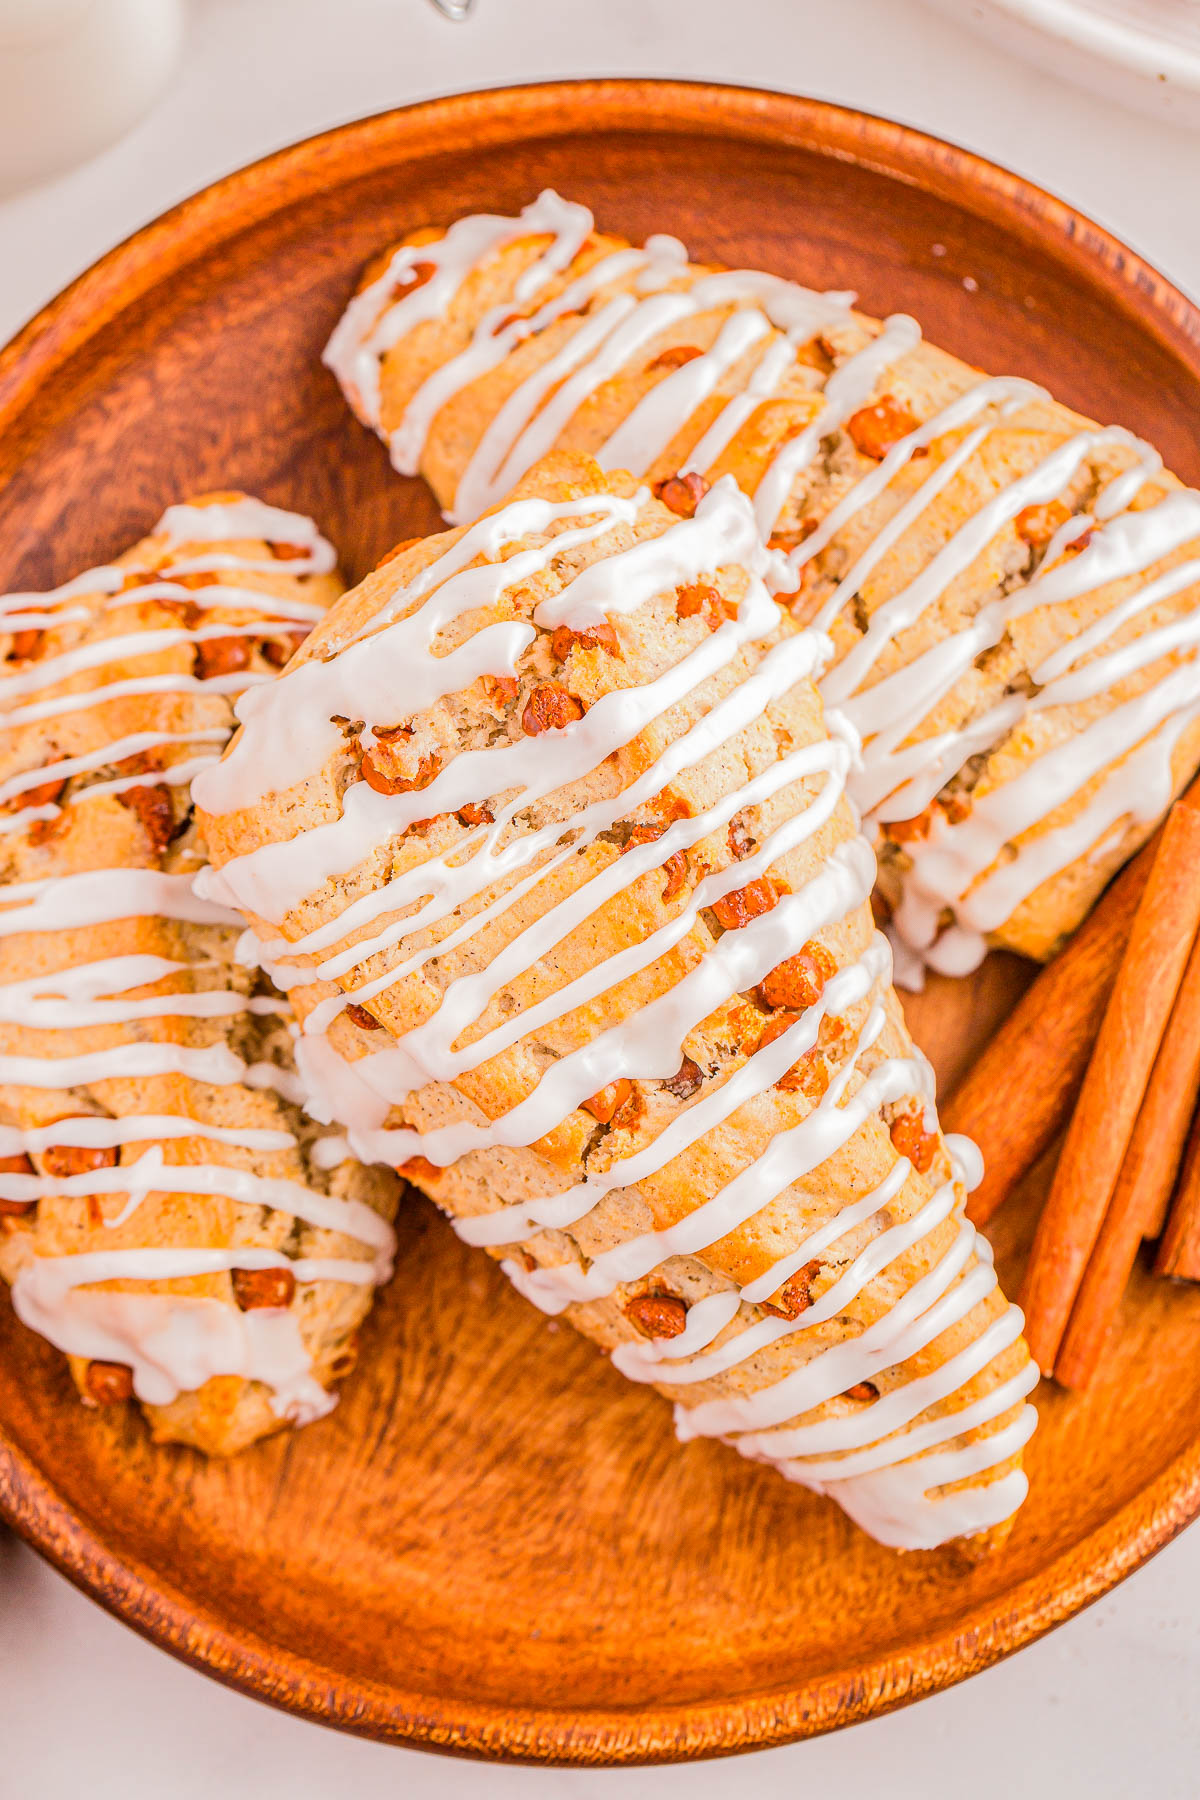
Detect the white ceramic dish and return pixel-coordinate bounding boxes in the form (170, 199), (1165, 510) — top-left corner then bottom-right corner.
(924, 0), (1200, 128)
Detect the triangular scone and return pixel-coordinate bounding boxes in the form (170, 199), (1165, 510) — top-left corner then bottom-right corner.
(324, 191), (1200, 973)
(0, 495), (402, 1455)
(197, 453), (1036, 1548)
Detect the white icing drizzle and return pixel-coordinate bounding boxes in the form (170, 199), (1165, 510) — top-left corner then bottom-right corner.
(0, 668), (274, 732)
(0, 867), (239, 935)
(0, 504), (394, 1421)
(154, 499), (337, 572)
(198, 476), (1027, 1548)
(0, 1154), (393, 1253)
(0, 565), (124, 620)
(451, 253), (658, 522)
(11, 1256), (334, 1424)
(0, 1113), (293, 1155)
(322, 189), (854, 528)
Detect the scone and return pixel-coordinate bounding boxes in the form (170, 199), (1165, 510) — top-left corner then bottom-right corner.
(323, 190), (1200, 975)
(0, 494), (402, 1456)
(196, 454), (1037, 1550)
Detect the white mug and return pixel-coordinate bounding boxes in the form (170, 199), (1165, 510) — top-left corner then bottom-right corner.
(0, 0), (184, 197)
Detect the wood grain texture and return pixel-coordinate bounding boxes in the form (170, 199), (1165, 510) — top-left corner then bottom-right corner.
(3, 80), (1200, 1764)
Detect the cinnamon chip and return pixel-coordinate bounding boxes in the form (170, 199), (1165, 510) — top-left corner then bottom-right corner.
(675, 582), (733, 632)
(42, 1120), (119, 1179)
(582, 1079), (633, 1125)
(888, 791), (970, 844)
(85, 1361), (134, 1405)
(758, 941), (837, 1012)
(648, 345), (703, 372)
(662, 1056), (703, 1101)
(846, 395), (919, 460)
(261, 628), (309, 669)
(622, 821), (688, 903)
(345, 1002), (383, 1031)
(397, 260), (437, 296)
(399, 1155), (438, 1184)
(172, 575), (218, 599)
(521, 682), (584, 735)
(756, 1013), (828, 1095)
(886, 807), (935, 844)
(890, 1109), (939, 1174)
(761, 1260), (821, 1319)
(711, 877), (786, 931)
(6, 629), (42, 661)
(624, 1291), (689, 1339)
(550, 622), (620, 661)
(660, 853), (688, 902)
(727, 814), (754, 861)
(361, 747), (441, 796)
(655, 471), (709, 518)
(232, 1266), (297, 1312)
(117, 783), (175, 855)
(15, 775), (66, 813)
(1015, 500), (1072, 549)
(0, 1151), (35, 1217)
(195, 635), (251, 679)
(457, 801), (494, 826)
(844, 1380), (879, 1403)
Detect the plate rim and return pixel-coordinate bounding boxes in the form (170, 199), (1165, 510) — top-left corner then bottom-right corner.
(5, 1405), (1200, 1761)
(2, 75), (1200, 1763)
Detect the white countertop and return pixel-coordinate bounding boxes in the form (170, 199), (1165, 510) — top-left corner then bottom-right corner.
(3, 0), (1200, 1792)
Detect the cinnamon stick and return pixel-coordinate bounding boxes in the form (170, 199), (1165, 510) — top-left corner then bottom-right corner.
(1155, 1099), (1200, 1282)
(1121, 922), (1200, 1240)
(1020, 799), (1200, 1375)
(946, 845), (1151, 1227)
(1056, 924), (1200, 1386)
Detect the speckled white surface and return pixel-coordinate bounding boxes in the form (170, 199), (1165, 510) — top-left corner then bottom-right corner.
(3, 0), (1200, 1790)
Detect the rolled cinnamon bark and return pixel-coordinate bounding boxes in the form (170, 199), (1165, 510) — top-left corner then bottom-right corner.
(945, 846), (1150, 1226)
(1020, 800), (1200, 1374)
(1155, 1108), (1200, 1282)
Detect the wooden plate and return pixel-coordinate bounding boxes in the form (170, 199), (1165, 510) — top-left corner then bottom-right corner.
(3, 80), (1200, 1764)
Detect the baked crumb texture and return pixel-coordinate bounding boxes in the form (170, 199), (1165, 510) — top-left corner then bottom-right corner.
(197, 454), (1037, 1550)
(323, 190), (1200, 980)
(0, 495), (401, 1456)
